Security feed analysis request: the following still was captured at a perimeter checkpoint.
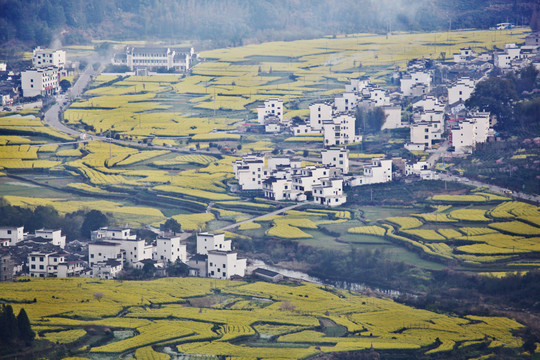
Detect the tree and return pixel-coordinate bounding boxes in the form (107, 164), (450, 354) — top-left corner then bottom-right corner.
(0, 305), (19, 343)
(80, 210), (109, 238)
(59, 79), (71, 92)
(17, 309), (35, 345)
(465, 77), (518, 131)
(93, 292), (104, 301)
(160, 218), (181, 233)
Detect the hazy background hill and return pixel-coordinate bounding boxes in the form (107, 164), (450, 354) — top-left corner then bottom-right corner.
(0, 0), (536, 54)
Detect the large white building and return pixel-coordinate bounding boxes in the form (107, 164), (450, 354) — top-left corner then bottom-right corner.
(494, 44), (521, 68)
(410, 122), (443, 149)
(381, 106), (403, 130)
(257, 98), (284, 124)
(207, 250), (246, 279)
(312, 178), (347, 207)
(33, 229), (66, 249)
(28, 251), (68, 278)
(323, 113), (362, 146)
(32, 47), (66, 69)
(450, 112), (491, 154)
(309, 102), (333, 130)
(21, 68), (59, 97)
(90, 227), (151, 266)
(321, 147), (349, 174)
(453, 47), (477, 63)
(349, 159), (393, 186)
(400, 71), (432, 96)
(88, 241), (124, 267)
(115, 46), (195, 72)
(153, 235), (187, 263)
(232, 153), (265, 190)
(448, 78), (475, 106)
(0, 226), (24, 246)
(196, 232), (231, 256)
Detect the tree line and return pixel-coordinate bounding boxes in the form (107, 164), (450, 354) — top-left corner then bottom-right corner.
(0, 305), (34, 348)
(0, 0), (535, 56)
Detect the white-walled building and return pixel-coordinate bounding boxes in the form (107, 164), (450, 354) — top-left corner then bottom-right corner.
(400, 71), (432, 96)
(92, 259), (123, 279)
(153, 235), (187, 263)
(406, 161), (439, 180)
(410, 122), (443, 149)
(89, 227), (151, 266)
(321, 147), (349, 174)
(34, 229), (66, 249)
(118, 46), (195, 71)
(323, 113), (362, 146)
(207, 250), (246, 279)
(448, 78), (475, 106)
(349, 159), (392, 186)
(381, 106), (404, 129)
(453, 47), (477, 63)
(334, 92), (357, 112)
(88, 242), (124, 267)
(32, 47), (66, 69)
(263, 177), (294, 201)
(309, 102), (334, 130)
(21, 68), (59, 97)
(494, 44), (521, 68)
(312, 178), (347, 207)
(413, 96), (445, 113)
(233, 153), (265, 190)
(257, 98), (284, 124)
(344, 78), (370, 93)
(450, 112), (491, 154)
(196, 232), (231, 256)
(28, 251), (68, 277)
(0, 226), (24, 246)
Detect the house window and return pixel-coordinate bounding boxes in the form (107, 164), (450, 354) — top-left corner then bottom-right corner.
(31, 257), (35, 261)
(31, 265), (35, 269)
(39, 265), (44, 270)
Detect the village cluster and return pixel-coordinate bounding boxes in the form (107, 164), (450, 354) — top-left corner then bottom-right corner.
(234, 32), (540, 207)
(0, 225), (253, 281)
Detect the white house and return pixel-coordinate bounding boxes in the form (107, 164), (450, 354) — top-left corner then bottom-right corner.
(32, 47), (66, 69)
(153, 235), (187, 263)
(321, 147), (349, 174)
(207, 250), (246, 279)
(448, 78), (475, 106)
(119, 46), (195, 72)
(21, 68), (59, 97)
(233, 153), (265, 190)
(350, 159), (392, 186)
(88, 241), (124, 267)
(34, 229), (66, 249)
(57, 259), (86, 278)
(92, 259), (123, 279)
(453, 47), (477, 63)
(344, 78), (370, 93)
(381, 105), (403, 129)
(0, 226), (24, 246)
(90, 227), (151, 265)
(494, 44), (521, 68)
(257, 98), (284, 124)
(263, 177), (294, 201)
(413, 96), (444, 113)
(322, 113), (361, 146)
(312, 178), (347, 207)
(450, 112), (491, 153)
(400, 71), (432, 96)
(28, 251), (68, 277)
(309, 102), (334, 130)
(334, 92), (357, 112)
(196, 232), (231, 256)
(410, 122), (442, 149)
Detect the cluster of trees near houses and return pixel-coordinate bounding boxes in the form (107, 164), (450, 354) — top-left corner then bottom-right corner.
(0, 0), (536, 56)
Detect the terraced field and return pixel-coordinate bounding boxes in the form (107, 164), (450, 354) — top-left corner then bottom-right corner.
(0, 278), (524, 358)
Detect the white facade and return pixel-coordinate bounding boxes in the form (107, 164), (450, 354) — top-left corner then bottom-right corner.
(257, 98), (284, 124)
(21, 68), (59, 97)
(34, 229), (66, 249)
(453, 48), (476, 63)
(28, 252), (67, 278)
(207, 251), (246, 279)
(233, 154), (265, 190)
(400, 71), (432, 96)
(494, 44), (521, 68)
(0, 226), (24, 246)
(451, 112), (491, 154)
(263, 177), (293, 201)
(344, 78), (370, 93)
(381, 106), (403, 130)
(32, 47), (66, 69)
(89, 227), (150, 266)
(321, 147), (349, 174)
(88, 242), (123, 267)
(123, 47), (194, 71)
(309, 102), (333, 130)
(92, 227), (137, 241)
(92, 260), (123, 279)
(312, 178), (347, 207)
(413, 96), (444, 113)
(334, 92), (357, 112)
(197, 232), (231, 255)
(410, 122), (442, 149)
(293, 124), (321, 136)
(154, 235), (187, 263)
(323, 113), (361, 146)
(448, 78), (475, 105)
(350, 159), (392, 186)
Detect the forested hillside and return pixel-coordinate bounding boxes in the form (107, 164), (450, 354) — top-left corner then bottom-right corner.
(0, 0), (535, 54)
